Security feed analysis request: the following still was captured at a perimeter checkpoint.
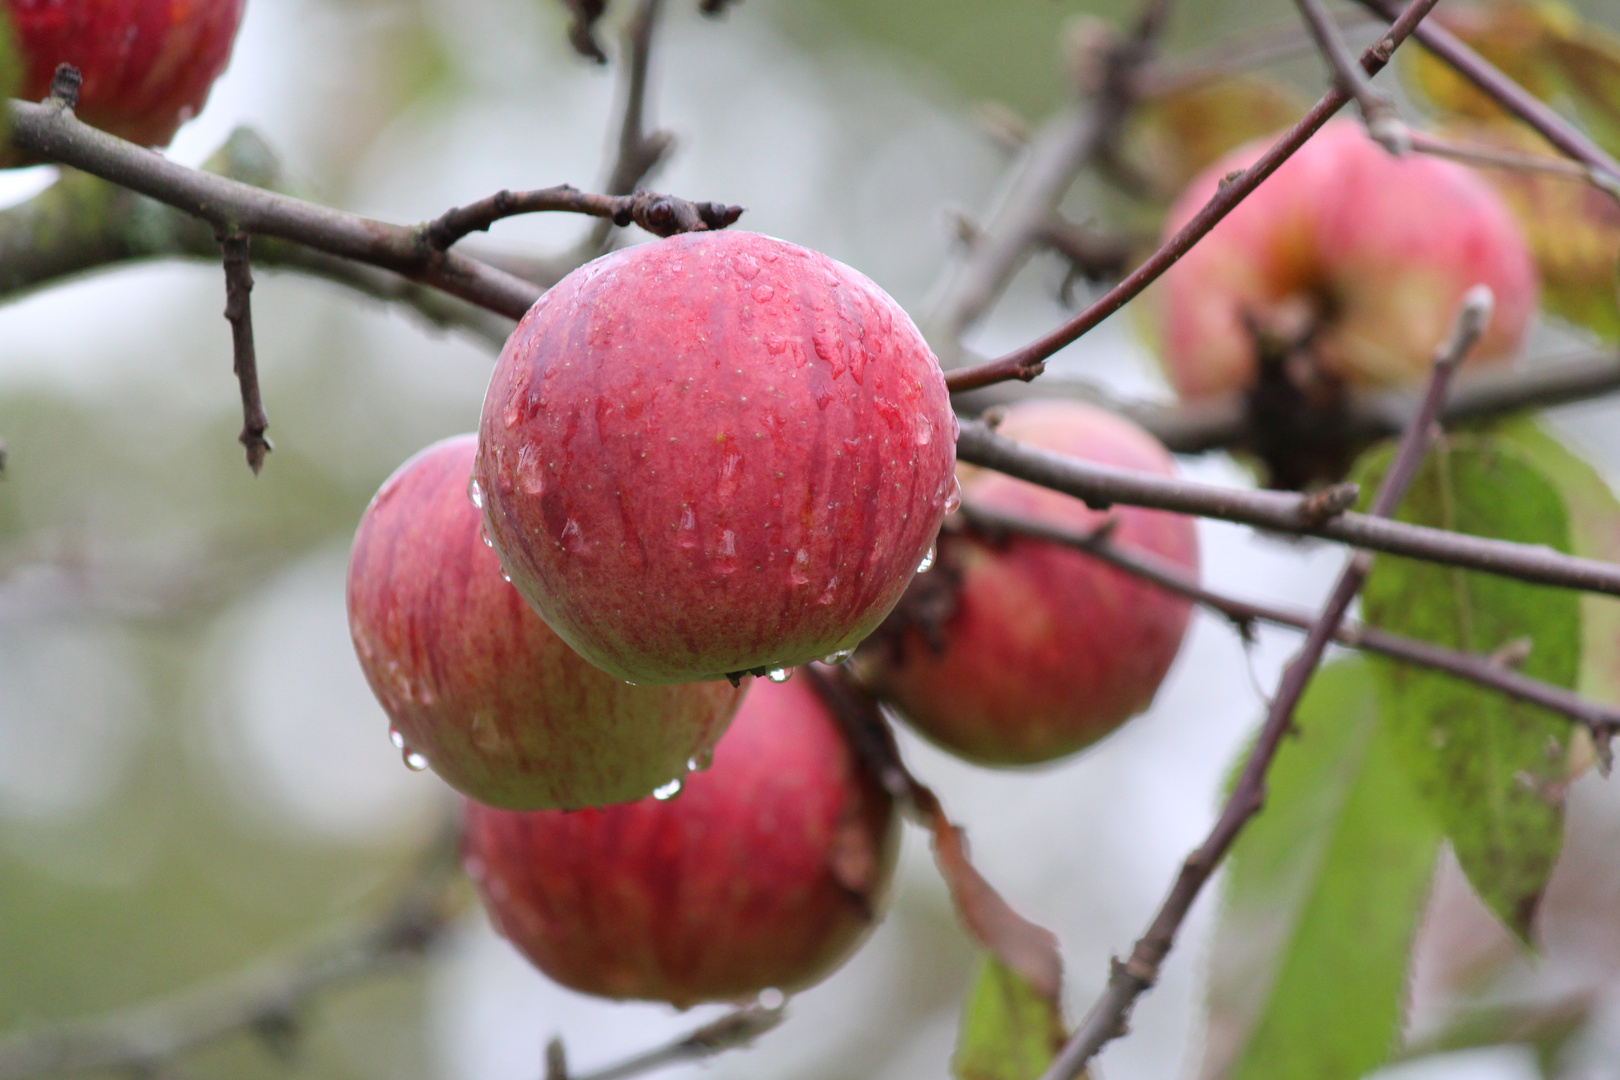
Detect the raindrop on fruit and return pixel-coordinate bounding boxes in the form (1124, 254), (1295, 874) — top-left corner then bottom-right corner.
(653, 777), (683, 801)
(767, 667), (792, 683)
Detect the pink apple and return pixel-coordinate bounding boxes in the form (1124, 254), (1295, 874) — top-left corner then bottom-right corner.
(462, 673), (898, 1006)
(1156, 119), (1537, 400)
(474, 230), (957, 685)
(862, 401), (1199, 766)
(6, 0), (246, 149)
(346, 435), (745, 811)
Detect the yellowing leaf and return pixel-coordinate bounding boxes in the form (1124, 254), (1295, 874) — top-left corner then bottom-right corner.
(1403, 1), (1573, 120)
(954, 954), (1069, 1080)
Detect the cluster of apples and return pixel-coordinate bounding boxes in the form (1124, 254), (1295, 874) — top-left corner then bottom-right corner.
(346, 229), (1205, 1005)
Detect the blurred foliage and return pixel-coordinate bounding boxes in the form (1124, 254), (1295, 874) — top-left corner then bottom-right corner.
(1118, 75), (1307, 201)
(1202, 659), (1440, 1080)
(951, 954), (1067, 1080)
(1359, 436), (1579, 941)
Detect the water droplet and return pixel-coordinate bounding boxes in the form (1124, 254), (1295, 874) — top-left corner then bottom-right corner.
(677, 505), (699, 549)
(561, 518), (587, 554)
(821, 648), (855, 665)
(816, 575), (840, 606)
(480, 524), (495, 548)
(944, 476), (963, 515)
(653, 777), (683, 801)
(752, 284), (775, 303)
(788, 548), (812, 586)
(687, 748), (715, 773)
(758, 988), (786, 1010)
(467, 476), (484, 509)
(517, 444), (545, 496)
(403, 749), (429, 772)
(767, 667), (791, 683)
(499, 568), (512, 583)
(388, 726), (406, 750)
(917, 544), (936, 574)
(715, 529), (738, 574)
(916, 426), (932, 447)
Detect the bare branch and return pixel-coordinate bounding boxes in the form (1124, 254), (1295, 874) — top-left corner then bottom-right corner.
(425, 185), (741, 250)
(1038, 285), (1483, 1080)
(555, 1004), (785, 1080)
(1293, 0), (1404, 150)
(219, 233), (272, 474)
(1351, 0), (1620, 191)
(0, 816), (463, 1080)
(943, 0), (1444, 394)
(1133, 11), (1379, 99)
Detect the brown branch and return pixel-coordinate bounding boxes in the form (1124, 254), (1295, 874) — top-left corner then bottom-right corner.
(1038, 285), (1483, 1080)
(548, 1004), (786, 1080)
(1293, 0), (1403, 149)
(1406, 130), (1617, 195)
(957, 502), (1619, 769)
(1133, 11), (1379, 99)
(219, 233), (271, 474)
(1351, 0), (1620, 191)
(425, 185), (741, 250)
(0, 816), (463, 1080)
(943, 0), (1444, 394)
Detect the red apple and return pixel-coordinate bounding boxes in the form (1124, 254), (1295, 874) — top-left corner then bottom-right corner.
(5, 0), (246, 149)
(347, 435), (745, 811)
(861, 401), (1199, 766)
(461, 673), (898, 1007)
(1155, 119), (1537, 400)
(474, 230), (957, 686)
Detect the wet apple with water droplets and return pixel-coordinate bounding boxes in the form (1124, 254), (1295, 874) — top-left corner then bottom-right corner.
(346, 435), (745, 810)
(462, 672), (898, 1007)
(475, 230), (957, 685)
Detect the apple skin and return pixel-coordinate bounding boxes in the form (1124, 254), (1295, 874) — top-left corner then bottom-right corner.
(461, 673), (899, 1007)
(474, 230), (957, 685)
(862, 401), (1199, 766)
(1156, 119), (1537, 400)
(346, 435), (745, 811)
(6, 0), (246, 149)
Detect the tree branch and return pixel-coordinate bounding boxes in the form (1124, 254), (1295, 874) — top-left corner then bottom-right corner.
(424, 185), (740, 250)
(1037, 284), (1482, 1080)
(219, 232), (272, 474)
(1293, 0), (1403, 149)
(943, 0), (1444, 394)
(0, 816), (463, 1080)
(548, 1004), (786, 1080)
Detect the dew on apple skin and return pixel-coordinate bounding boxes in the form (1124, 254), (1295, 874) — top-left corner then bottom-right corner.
(789, 548), (812, 586)
(752, 284), (775, 303)
(560, 518), (587, 554)
(467, 475), (484, 509)
(480, 524), (495, 548)
(820, 648), (854, 665)
(687, 748), (715, 772)
(652, 777), (683, 801)
(767, 667), (792, 683)
(403, 748), (429, 772)
(758, 988), (786, 1010)
(388, 726), (406, 750)
(917, 544), (936, 574)
(499, 568), (512, 583)
(944, 476), (963, 515)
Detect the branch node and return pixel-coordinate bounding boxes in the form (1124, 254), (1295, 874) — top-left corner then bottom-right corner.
(1297, 482), (1359, 526)
(219, 232), (272, 475)
(46, 64), (82, 110)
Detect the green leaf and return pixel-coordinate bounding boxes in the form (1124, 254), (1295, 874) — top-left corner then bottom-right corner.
(953, 953), (1068, 1080)
(1494, 418), (1620, 715)
(1202, 659), (1441, 1080)
(1358, 436), (1580, 941)
(0, 4), (18, 149)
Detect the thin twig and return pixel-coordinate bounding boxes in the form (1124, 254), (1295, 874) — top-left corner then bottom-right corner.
(558, 1004), (785, 1080)
(0, 816), (463, 1080)
(1133, 11), (1379, 99)
(943, 0), (1444, 394)
(219, 233), (271, 474)
(1351, 0), (1620, 193)
(1293, 0), (1404, 150)
(424, 185), (741, 250)
(1037, 285), (1487, 1080)
(957, 501), (1619, 768)
(1406, 130), (1616, 194)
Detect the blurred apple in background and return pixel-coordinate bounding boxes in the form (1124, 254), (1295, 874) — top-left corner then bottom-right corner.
(1153, 119), (1536, 401)
(475, 229), (958, 686)
(461, 672), (899, 1007)
(347, 434), (746, 810)
(861, 400), (1199, 766)
(4, 0), (247, 150)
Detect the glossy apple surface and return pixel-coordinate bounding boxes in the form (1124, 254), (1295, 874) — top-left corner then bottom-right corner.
(475, 230), (957, 685)
(864, 401), (1199, 766)
(1156, 120), (1536, 400)
(462, 673), (898, 1006)
(347, 435), (745, 811)
(6, 0), (246, 149)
